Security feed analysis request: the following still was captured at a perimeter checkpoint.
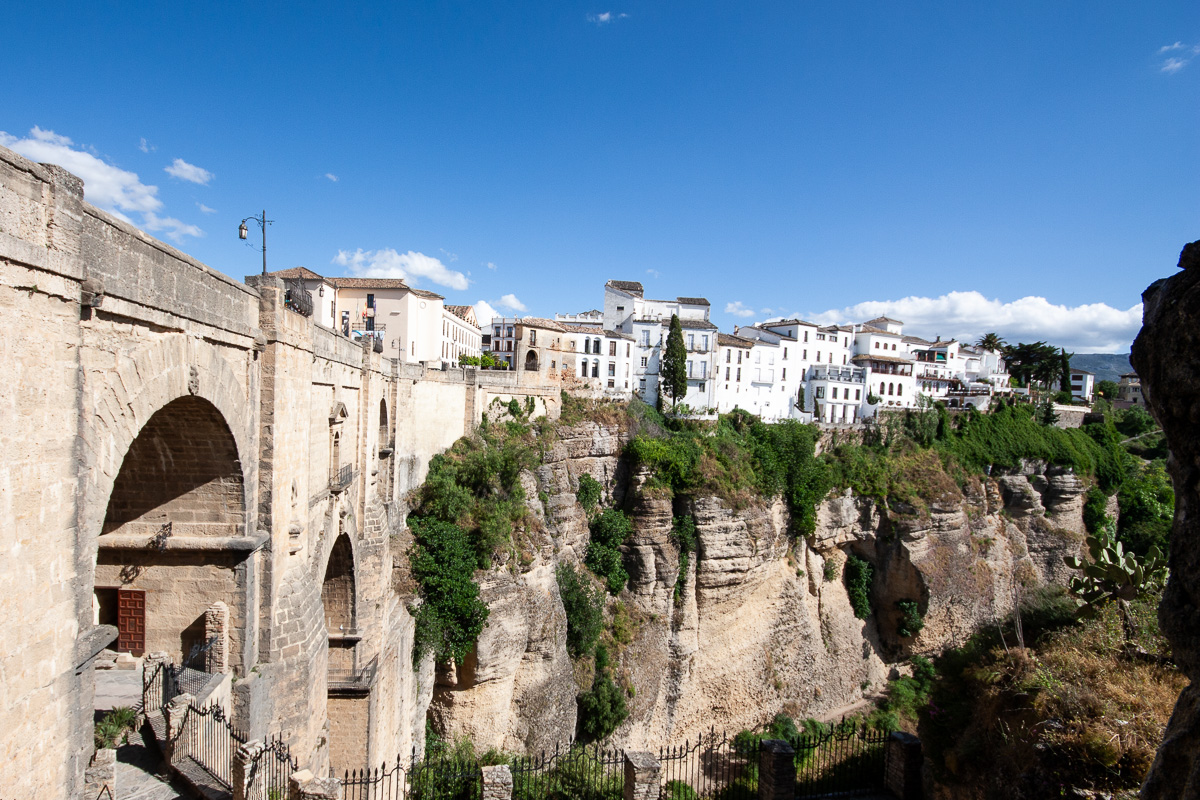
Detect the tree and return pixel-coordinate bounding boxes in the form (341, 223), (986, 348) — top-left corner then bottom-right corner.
(977, 332), (1005, 352)
(661, 314), (688, 410)
(1003, 341), (1063, 389)
(1096, 379), (1119, 400)
(1059, 348), (1073, 393)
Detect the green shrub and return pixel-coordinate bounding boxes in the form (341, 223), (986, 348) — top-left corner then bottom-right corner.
(556, 563), (605, 658)
(1082, 486), (1110, 534)
(94, 706), (137, 749)
(1117, 460), (1173, 557)
(586, 509), (632, 594)
(663, 780), (700, 800)
(671, 516), (697, 604)
(578, 645), (628, 741)
(577, 473), (602, 515)
(844, 555), (874, 619)
(897, 600), (925, 638)
(410, 517), (490, 665)
(823, 558), (841, 582)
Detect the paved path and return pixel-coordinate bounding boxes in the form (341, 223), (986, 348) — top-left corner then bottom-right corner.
(114, 730), (190, 800)
(95, 669), (143, 711)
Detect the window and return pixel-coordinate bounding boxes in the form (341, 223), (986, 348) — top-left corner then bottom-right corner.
(736, 368), (741, 381)
(698, 381), (705, 392)
(817, 333), (826, 341)
(688, 334), (695, 350)
(880, 382), (886, 394)
(804, 331), (809, 342)
(815, 387), (825, 398)
(701, 362), (708, 378)
(366, 315), (374, 331)
(607, 379), (615, 388)
(594, 338), (601, 353)
(738, 351), (742, 364)
(609, 341), (616, 356)
(608, 363), (616, 377)
(726, 350), (731, 363)
(897, 384), (903, 396)
(702, 335), (709, 350)
(641, 330), (650, 346)
(755, 368), (762, 382)
(816, 351), (821, 362)
(831, 387), (838, 399)
(755, 351), (761, 364)
(617, 306), (624, 312)
(855, 389), (861, 400)
(506, 326), (513, 337)
(726, 368), (730, 380)
(781, 368), (786, 380)
(367, 293), (375, 308)
(888, 383), (894, 395)
(874, 342), (879, 349)
(687, 360), (694, 377)
(530, 329), (537, 346)
(783, 348), (788, 359)
(640, 356), (648, 367)
(626, 344), (630, 357)
(592, 361), (599, 378)
(583, 339), (590, 354)
(551, 361), (556, 369)
(803, 349), (807, 359)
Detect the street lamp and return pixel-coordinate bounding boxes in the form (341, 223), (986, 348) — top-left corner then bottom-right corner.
(238, 210), (273, 275)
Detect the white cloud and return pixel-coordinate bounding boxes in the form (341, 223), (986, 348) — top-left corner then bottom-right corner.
(587, 11), (628, 24)
(439, 248), (459, 263)
(725, 301), (757, 318)
(138, 137), (154, 153)
(142, 212), (204, 243)
(646, 268), (661, 279)
(165, 158), (213, 185)
(485, 261), (498, 271)
(197, 202), (217, 214)
(325, 173), (339, 182)
(499, 293), (527, 312)
(0, 127), (163, 215)
(474, 300), (500, 327)
(1157, 42), (1200, 73)
(332, 248), (470, 290)
(807, 291), (1141, 353)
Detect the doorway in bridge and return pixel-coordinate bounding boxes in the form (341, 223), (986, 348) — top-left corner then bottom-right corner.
(94, 395), (247, 671)
(324, 534), (370, 775)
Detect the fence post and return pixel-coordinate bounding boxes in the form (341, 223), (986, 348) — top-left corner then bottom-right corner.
(482, 764), (513, 800)
(757, 739), (795, 800)
(289, 769), (343, 800)
(623, 751), (660, 800)
(143, 652), (169, 713)
(163, 692), (195, 764)
(884, 731), (923, 800)
(233, 739), (263, 800)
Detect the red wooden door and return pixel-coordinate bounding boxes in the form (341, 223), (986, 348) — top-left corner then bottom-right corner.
(116, 589), (146, 654)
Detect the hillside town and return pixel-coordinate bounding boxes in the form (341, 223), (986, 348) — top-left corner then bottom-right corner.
(276, 269), (1123, 425)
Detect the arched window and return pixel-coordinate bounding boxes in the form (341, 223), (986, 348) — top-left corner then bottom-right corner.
(378, 399), (388, 446)
(591, 360), (599, 378)
(897, 384), (903, 397)
(880, 381), (886, 394)
(888, 383), (894, 396)
(584, 339), (591, 354)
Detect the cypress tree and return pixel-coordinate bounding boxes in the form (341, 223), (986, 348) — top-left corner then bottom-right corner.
(662, 314), (688, 410)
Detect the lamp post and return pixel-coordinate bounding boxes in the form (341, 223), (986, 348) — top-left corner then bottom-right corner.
(238, 210), (273, 275)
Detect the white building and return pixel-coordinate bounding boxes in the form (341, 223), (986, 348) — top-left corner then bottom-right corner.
(603, 280), (718, 410)
(806, 365), (869, 424)
(1070, 369), (1095, 403)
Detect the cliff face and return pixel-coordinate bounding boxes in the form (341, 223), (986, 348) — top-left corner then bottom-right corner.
(427, 422), (1087, 752)
(1132, 241), (1200, 799)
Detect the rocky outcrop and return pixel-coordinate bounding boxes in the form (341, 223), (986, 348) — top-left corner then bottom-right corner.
(1133, 240), (1200, 799)
(427, 422), (1089, 753)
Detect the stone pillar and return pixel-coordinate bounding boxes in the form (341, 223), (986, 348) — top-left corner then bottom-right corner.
(884, 731), (923, 800)
(232, 739), (264, 800)
(142, 651), (169, 713)
(205, 601), (230, 674)
(83, 748), (117, 799)
(482, 764), (513, 800)
(289, 770), (342, 800)
(757, 740), (796, 800)
(623, 751), (660, 800)
(163, 693), (194, 764)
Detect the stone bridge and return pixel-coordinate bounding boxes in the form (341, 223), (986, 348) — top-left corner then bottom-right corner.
(0, 144), (560, 798)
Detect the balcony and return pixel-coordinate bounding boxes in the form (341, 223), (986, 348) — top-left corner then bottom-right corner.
(329, 464), (353, 493)
(328, 657), (376, 695)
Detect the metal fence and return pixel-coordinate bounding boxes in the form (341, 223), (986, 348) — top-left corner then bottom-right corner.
(344, 755), (409, 800)
(175, 702), (246, 789)
(246, 733), (298, 800)
(510, 743), (624, 800)
(343, 750), (483, 800)
(790, 723), (889, 798)
(658, 729), (758, 800)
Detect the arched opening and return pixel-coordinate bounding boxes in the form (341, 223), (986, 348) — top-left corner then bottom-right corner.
(524, 350), (539, 371)
(323, 534), (367, 775)
(94, 396), (246, 670)
(897, 384), (903, 397)
(591, 360), (599, 379)
(378, 399), (388, 446)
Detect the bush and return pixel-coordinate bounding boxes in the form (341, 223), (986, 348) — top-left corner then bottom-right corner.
(1117, 460), (1173, 557)
(556, 563), (605, 659)
(1082, 486), (1110, 534)
(671, 516), (697, 604)
(844, 555), (874, 619)
(410, 517), (490, 665)
(586, 509), (633, 594)
(577, 473), (602, 515)
(94, 706), (137, 749)
(578, 645), (628, 741)
(823, 558), (841, 582)
(897, 600), (924, 638)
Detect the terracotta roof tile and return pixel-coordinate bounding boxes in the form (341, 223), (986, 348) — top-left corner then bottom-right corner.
(606, 280), (644, 295)
(676, 296), (710, 306)
(270, 267), (327, 281)
(718, 333), (755, 348)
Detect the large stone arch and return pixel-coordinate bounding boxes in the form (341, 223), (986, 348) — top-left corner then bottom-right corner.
(80, 334), (255, 550)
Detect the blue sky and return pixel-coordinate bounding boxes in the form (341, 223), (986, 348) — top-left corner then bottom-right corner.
(5, 1), (1198, 352)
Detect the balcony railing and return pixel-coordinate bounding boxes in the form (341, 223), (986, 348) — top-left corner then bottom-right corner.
(329, 658), (377, 694)
(330, 464), (353, 493)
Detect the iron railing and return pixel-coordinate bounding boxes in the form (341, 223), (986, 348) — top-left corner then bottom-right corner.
(509, 743), (623, 800)
(789, 723), (889, 798)
(246, 733), (298, 800)
(284, 278), (314, 317)
(331, 463), (354, 492)
(408, 749), (482, 800)
(175, 702), (246, 790)
(344, 754), (409, 800)
(657, 729), (758, 800)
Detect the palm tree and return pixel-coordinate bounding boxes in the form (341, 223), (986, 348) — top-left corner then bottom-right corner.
(977, 332), (1004, 352)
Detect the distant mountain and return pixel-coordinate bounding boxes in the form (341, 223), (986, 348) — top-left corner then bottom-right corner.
(1069, 353), (1133, 383)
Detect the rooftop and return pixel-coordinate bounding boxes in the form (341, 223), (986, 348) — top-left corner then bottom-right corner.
(856, 324), (901, 337)
(864, 315), (904, 326)
(717, 332), (755, 349)
(676, 296), (711, 306)
(270, 266), (328, 282)
(852, 353), (914, 365)
(606, 280), (644, 296)
(517, 317), (568, 332)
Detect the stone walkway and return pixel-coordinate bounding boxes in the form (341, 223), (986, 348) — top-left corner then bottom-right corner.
(96, 668), (144, 711)
(114, 730), (190, 800)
